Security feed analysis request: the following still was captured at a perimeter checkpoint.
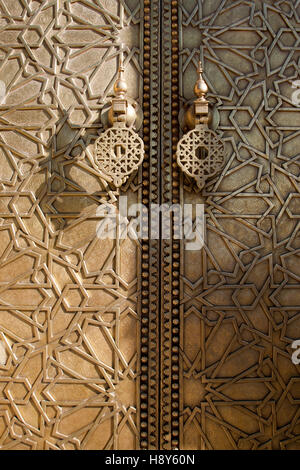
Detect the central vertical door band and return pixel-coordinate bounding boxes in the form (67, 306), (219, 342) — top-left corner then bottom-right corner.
(140, 0), (162, 450)
(160, 0), (181, 451)
(140, 0), (180, 450)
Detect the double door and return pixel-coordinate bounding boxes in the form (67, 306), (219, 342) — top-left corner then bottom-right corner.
(0, 0), (299, 450)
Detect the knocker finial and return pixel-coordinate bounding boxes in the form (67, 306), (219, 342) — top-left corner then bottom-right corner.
(114, 46), (128, 99)
(107, 44), (137, 129)
(193, 61), (209, 127)
(194, 61), (208, 102)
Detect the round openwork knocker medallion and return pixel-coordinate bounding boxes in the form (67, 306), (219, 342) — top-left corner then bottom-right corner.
(95, 127), (144, 188)
(176, 126), (225, 190)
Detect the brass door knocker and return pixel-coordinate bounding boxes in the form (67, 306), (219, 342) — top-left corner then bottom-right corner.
(177, 61), (225, 190)
(95, 49), (144, 188)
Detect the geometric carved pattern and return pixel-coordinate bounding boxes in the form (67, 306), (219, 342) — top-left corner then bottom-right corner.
(0, 0), (142, 450)
(95, 127), (144, 188)
(179, 0), (300, 450)
(176, 126), (225, 189)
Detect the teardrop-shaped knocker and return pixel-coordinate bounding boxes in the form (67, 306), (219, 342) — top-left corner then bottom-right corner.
(95, 48), (144, 188)
(177, 61), (225, 190)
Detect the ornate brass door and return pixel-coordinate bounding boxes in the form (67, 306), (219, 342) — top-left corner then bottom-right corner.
(0, 0), (299, 451)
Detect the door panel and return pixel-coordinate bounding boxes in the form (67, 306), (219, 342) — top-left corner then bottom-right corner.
(0, 0), (142, 450)
(178, 0), (300, 450)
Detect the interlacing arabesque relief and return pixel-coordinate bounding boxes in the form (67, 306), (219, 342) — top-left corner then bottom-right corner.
(0, 0), (143, 450)
(179, 0), (300, 449)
